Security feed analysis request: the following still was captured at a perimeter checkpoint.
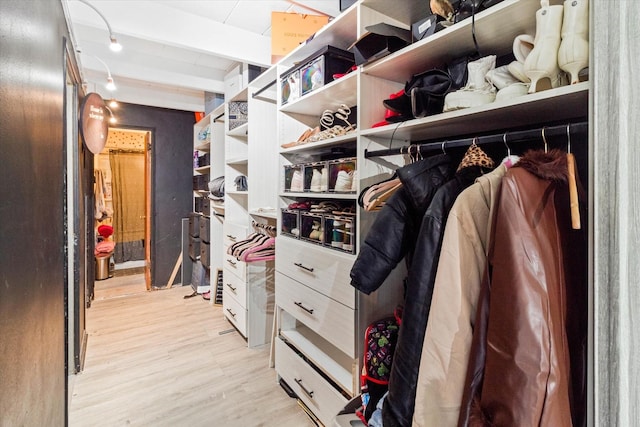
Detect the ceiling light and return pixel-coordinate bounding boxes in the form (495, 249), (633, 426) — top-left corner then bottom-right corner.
(108, 99), (118, 108)
(105, 106), (117, 124)
(92, 55), (117, 91)
(77, 0), (123, 52)
(109, 36), (122, 52)
(106, 76), (116, 91)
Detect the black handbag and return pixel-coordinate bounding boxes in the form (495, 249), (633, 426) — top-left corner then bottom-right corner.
(409, 69), (452, 118)
(383, 68), (452, 119)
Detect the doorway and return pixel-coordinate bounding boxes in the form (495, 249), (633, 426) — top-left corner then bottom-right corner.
(94, 128), (152, 292)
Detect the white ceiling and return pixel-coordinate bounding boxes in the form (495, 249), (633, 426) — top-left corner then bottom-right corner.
(63, 0), (343, 112)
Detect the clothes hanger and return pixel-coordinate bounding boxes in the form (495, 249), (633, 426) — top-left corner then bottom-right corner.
(366, 181), (404, 211)
(542, 126), (549, 153)
(565, 123), (581, 229)
(501, 132), (519, 168)
(456, 137), (495, 172)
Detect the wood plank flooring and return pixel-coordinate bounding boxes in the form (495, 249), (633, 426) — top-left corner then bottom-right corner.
(69, 274), (315, 427)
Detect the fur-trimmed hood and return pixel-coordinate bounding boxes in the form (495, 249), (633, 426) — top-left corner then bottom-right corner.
(513, 149), (569, 183)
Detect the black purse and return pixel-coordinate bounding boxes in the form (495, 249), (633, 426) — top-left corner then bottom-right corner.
(383, 68), (453, 120)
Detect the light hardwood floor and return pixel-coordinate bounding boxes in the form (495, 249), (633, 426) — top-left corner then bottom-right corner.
(69, 274), (315, 427)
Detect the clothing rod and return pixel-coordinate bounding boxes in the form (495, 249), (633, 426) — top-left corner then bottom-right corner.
(252, 79), (277, 99)
(364, 121), (588, 159)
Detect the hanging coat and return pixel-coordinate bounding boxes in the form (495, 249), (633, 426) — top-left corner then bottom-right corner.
(458, 150), (587, 427)
(411, 165), (506, 427)
(350, 154), (452, 294)
(382, 165), (488, 427)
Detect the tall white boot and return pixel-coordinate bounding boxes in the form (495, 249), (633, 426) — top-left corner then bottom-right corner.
(524, 0), (565, 93)
(558, 0), (589, 84)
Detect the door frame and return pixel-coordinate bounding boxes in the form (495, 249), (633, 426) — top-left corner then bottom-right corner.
(102, 125), (154, 289)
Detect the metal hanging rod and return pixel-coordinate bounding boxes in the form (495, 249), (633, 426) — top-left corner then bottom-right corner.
(364, 121), (588, 159)
(251, 79), (277, 103)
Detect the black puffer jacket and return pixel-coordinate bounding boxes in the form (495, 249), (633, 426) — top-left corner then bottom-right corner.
(382, 165), (488, 427)
(350, 154), (453, 294)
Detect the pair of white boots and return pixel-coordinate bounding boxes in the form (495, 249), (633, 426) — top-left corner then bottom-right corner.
(521, 0), (589, 93)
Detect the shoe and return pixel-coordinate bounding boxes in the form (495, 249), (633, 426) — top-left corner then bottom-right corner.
(331, 220), (344, 248)
(289, 169), (303, 192)
(310, 169), (322, 192)
(334, 170), (353, 192)
(320, 167), (328, 192)
(558, 0), (589, 84)
(524, 0), (565, 93)
(507, 34), (535, 83)
(342, 221), (354, 252)
(350, 170), (358, 192)
(443, 55), (497, 112)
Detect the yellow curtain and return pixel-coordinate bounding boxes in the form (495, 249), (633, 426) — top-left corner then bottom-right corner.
(109, 150), (145, 243)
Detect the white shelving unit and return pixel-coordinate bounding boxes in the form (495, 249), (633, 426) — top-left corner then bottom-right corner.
(268, 0), (589, 426)
(220, 65), (279, 348)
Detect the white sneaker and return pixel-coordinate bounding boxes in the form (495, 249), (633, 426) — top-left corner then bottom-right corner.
(334, 170), (353, 192)
(290, 169), (303, 192)
(320, 167), (328, 192)
(310, 169), (322, 192)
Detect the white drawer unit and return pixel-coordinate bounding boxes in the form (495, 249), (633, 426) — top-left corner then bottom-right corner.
(276, 337), (348, 427)
(223, 288), (247, 336)
(276, 272), (355, 358)
(222, 267), (247, 306)
(224, 253), (247, 281)
(224, 222), (248, 248)
(276, 237), (355, 309)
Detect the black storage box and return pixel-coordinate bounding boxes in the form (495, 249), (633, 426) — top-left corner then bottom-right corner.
(281, 46), (355, 101)
(199, 216), (210, 242)
(349, 23), (412, 66)
(200, 241), (210, 268)
(189, 235), (201, 261)
(188, 212), (200, 237)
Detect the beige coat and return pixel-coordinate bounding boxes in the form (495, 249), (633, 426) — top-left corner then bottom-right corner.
(412, 165), (506, 427)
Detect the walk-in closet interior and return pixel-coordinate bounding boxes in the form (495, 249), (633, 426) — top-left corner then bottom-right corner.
(7, 0), (640, 425)
(189, 0), (591, 425)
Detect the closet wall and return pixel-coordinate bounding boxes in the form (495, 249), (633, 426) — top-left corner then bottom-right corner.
(114, 102), (195, 287)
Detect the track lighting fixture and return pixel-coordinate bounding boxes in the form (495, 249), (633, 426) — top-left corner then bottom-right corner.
(76, 0), (122, 52)
(92, 56), (116, 91)
(105, 106), (117, 124)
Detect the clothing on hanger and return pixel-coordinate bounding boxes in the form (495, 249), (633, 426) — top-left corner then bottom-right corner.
(381, 164), (489, 427)
(350, 154), (453, 295)
(459, 149), (587, 427)
(411, 164), (506, 427)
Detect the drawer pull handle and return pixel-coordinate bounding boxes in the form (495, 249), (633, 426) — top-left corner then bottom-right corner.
(294, 301), (314, 315)
(227, 259), (237, 267)
(294, 262), (314, 272)
(226, 283), (237, 292)
(294, 378), (314, 399)
(227, 235), (237, 241)
(226, 308), (236, 318)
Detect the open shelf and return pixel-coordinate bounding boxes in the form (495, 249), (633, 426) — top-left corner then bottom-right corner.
(278, 4), (358, 69)
(226, 156), (249, 166)
(227, 122), (248, 137)
(362, 0), (538, 83)
(195, 141), (211, 152)
(250, 209), (278, 219)
(280, 73), (358, 117)
(280, 192), (357, 200)
(361, 82), (589, 142)
(280, 132), (357, 155)
(194, 165), (210, 174)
